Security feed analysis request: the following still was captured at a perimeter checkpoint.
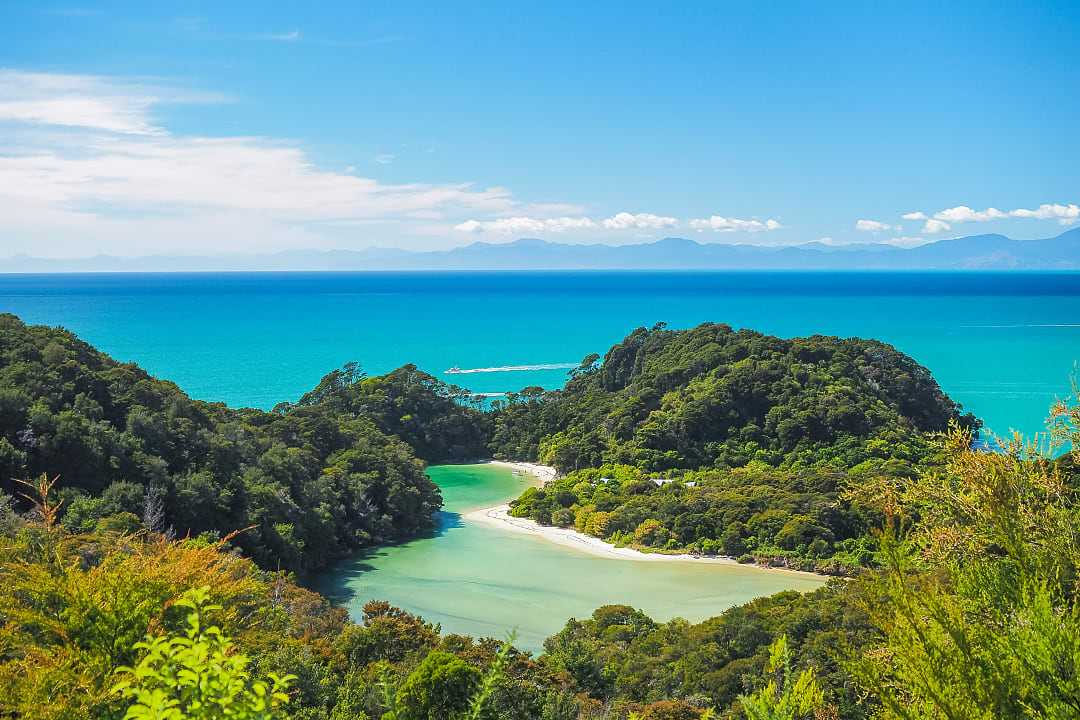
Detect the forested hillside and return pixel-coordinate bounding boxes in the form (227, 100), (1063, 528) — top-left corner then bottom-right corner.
(4, 409), (1076, 719)
(0, 314), (441, 574)
(490, 322), (974, 473)
(498, 322), (974, 570)
(0, 501), (578, 719)
(542, 585), (875, 718)
(279, 361), (490, 463)
(510, 463), (880, 573)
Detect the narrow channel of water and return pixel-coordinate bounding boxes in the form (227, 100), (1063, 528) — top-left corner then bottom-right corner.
(317, 464), (826, 653)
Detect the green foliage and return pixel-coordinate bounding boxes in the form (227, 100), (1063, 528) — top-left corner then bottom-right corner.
(501, 323), (973, 573)
(0, 507), (565, 720)
(0, 495), (329, 719)
(336, 600), (442, 667)
(285, 362), (490, 463)
(737, 636), (823, 720)
(541, 588), (868, 718)
(509, 462), (883, 572)
(491, 323), (972, 473)
(0, 314), (441, 573)
(112, 587), (296, 720)
(848, 415), (1080, 719)
(375, 631), (525, 720)
(383, 650), (481, 720)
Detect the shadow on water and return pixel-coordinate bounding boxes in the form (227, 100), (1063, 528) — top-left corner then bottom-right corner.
(315, 510), (463, 605)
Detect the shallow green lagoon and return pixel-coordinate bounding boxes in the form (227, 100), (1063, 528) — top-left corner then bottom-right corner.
(317, 464), (825, 653)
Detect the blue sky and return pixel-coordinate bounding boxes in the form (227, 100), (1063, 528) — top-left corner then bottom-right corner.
(1, 1), (1078, 257)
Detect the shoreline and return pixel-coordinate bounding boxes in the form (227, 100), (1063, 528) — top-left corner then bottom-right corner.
(464, 462), (824, 580)
(483, 459), (557, 485)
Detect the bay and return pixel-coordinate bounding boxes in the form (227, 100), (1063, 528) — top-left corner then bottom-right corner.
(315, 463), (825, 653)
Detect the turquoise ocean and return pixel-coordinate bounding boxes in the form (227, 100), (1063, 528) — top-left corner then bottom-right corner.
(1, 271), (1078, 438)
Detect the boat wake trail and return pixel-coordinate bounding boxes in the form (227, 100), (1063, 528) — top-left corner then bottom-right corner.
(445, 362), (579, 375)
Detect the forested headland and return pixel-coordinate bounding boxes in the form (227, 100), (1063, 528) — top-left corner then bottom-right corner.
(1, 312), (1077, 719)
(0, 313), (445, 574)
(496, 322), (976, 572)
(489, 322), (972, 472)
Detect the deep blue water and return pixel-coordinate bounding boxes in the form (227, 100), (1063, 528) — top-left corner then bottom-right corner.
(1, 271), (1078, 439)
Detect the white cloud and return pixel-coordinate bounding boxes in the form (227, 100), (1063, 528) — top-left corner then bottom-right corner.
(600, 212), (678, 230)
(455, 211), (684, 235)
(374, 153), (395, 165)
(0, 135), (513, 220)
(884, 236), (932, 248)
(902, 211), (927, 220)
(0, 70), (172, 134)
(454, 216), (595, 234)
(1010, 203), (1079, 225)
(926, 202), (1079, 228)
(855, 219), (893, 232)
(922, 219), (951, 234)
(933, 205), (1007, 223)
(0, 69), (546, 256)
(688, 215), (782, 233)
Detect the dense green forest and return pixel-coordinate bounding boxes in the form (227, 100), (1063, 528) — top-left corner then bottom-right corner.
(0, 314), (443, 574)
(2, 313), (1076, 719)
(277, 361), (490, 464)
(541, 584), (875, 718)
(2, 317), (969, 574)
(498, 322), (973, 571)
(509, 463), (880, 573)
(3, 406), (1076, 719)
(489, 322), (974, 472)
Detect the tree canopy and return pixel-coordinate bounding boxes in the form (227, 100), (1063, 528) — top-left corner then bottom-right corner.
(0, 314), (441, 574)
(490, 322), (974, 473)
(282, 361), (490, 464)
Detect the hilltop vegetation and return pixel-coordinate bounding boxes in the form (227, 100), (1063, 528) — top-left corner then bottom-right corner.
(490, 322), (972, 474)
(0, 316), (976, 575)
(279, 361), (490, 464)
(498, 322), (971, 570)
(0, 314), (441, 574)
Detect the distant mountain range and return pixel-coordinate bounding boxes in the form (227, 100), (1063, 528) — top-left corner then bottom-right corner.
(4, 228), (1079, 272)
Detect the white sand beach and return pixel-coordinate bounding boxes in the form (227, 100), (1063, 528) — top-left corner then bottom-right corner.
(464, 465), (822, 579)
(484, 460), (558, 485)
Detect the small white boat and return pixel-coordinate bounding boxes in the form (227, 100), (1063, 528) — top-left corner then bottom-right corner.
(445, 366), (462, 374)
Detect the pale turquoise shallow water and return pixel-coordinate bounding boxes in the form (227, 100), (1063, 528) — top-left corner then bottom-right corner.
(316, 464), (825, 653)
